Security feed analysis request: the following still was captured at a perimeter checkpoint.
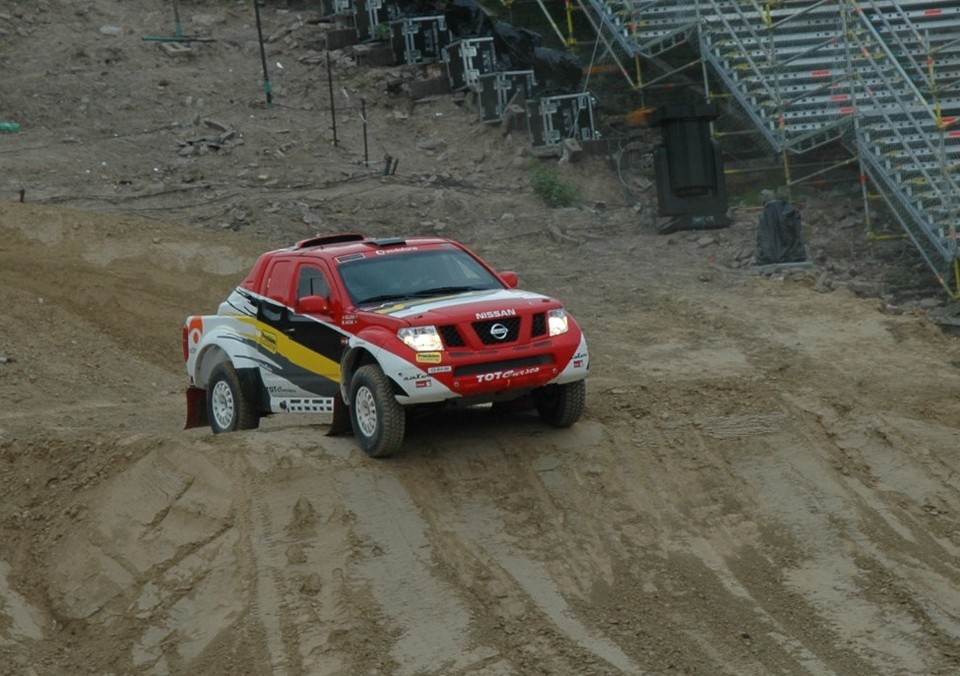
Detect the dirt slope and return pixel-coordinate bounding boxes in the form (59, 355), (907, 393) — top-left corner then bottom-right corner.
(3, 2), (960, 675)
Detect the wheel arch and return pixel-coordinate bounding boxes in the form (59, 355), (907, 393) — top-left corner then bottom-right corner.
(199, 347), (268, 416)
(195, 344), (230, 388)
(340, 346), (404, 402)
(192, 328), (261, 388)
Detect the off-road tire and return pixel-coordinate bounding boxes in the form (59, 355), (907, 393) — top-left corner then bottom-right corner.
(207, 362), (260, 433)
(349, 364), (405, 458)
(533, 380), (586, 428)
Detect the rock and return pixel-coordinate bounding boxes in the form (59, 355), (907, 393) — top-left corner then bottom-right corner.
(416, 138), (446, 151)
(290, 496), (316, 530)
(299, 573), (322, 596)
(286, 545), (307, 565)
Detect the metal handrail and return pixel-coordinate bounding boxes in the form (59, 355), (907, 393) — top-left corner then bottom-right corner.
(572, 0), (960, 289)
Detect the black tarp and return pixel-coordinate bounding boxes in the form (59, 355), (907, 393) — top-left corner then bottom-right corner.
(530, 47), (583, 95)
(394, 0), (491, 36)
(756, 200), (807, 264)
(490, 21), (540, 70)
(393, 0), (583, 94)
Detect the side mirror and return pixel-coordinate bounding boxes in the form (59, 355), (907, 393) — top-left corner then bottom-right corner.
(499, 271), (520, 288)
(297, 295), (329, 314)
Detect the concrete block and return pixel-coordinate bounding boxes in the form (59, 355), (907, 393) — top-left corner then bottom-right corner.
(352, 42), (395, 67)
(323, 27), (356, 50)
(408, 76), (452, 100)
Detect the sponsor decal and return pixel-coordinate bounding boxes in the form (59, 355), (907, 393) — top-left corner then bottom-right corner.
(187, 316), (204, 347)
(476, 308), (516, 320)
(574, 359), (584, 368)
(427, 365), (452, 374)
(375, 246), (419, 255)
(342, 314), (359, 325)
(476, 366), (540, 383)
(416, 352), (442, 363)
(415, 380), (431, 388)
(260, 330), (278, 353)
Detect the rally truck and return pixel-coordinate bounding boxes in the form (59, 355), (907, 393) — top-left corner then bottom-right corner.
(182, 233), (589, 457)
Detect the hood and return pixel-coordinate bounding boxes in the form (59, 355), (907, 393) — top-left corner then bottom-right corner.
(369, 289), (555, 320)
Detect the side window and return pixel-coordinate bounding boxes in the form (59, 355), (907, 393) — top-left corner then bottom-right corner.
(265, 259), (294, 305)
(297, 265), (330, 300)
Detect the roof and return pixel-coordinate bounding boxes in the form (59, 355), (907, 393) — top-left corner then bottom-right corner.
(282, 233), (457, 259)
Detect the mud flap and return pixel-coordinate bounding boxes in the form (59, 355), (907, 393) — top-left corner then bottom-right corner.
(326, 392), (353, 436)
(185, 386), (209, 430)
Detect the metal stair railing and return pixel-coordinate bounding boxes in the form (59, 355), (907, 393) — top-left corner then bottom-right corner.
(565, 0), (960, 293)
(629, 4), (697, 57)
(864, 3), (938, 90)
(846, 3), (960, 274)
(573, 0), (700, 89)
(703, 1), (868, 155)
(573, 0), (644, 88)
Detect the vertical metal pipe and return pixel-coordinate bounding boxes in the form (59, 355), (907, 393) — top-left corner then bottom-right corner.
(361, 98), (369, 166)
(327, 52), (338, 146)
(254, 1), (273, 107)
(172, 0), (184, 40)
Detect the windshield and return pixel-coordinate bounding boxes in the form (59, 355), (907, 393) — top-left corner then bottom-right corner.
(338, 248), (504, 306)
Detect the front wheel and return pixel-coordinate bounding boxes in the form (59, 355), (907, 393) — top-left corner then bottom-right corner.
(533, 380), (586, 428)
(349, 365), (405, 458)
(207, 362), (260, 433)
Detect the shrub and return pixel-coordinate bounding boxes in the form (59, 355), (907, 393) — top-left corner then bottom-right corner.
(530, 164), (578, 208)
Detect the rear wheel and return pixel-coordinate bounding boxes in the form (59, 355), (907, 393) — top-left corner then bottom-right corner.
(349, 365), (405, 458)
(207, 362), (260, 433)
(533, 380), (586, 428)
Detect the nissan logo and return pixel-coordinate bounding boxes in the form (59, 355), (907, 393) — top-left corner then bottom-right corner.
(490, 323), (509, 340)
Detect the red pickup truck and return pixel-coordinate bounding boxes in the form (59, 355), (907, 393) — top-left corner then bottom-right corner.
(183, 234), (589, 457)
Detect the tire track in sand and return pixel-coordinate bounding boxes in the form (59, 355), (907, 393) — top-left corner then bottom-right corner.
(242, 467), (303, 675)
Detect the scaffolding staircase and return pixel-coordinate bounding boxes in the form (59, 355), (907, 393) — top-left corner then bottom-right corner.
(571, 0), (960, 295)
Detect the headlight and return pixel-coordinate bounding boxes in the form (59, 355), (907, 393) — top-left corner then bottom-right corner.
(398, 326), (443, 351)
(547, 309), (569, 336)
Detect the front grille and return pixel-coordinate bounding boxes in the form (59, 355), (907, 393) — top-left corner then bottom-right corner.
(472, 317), (521, 345)
(453, 354), (554, 377)
(531, 312), (547, 337)
(439, 325), (466, 347)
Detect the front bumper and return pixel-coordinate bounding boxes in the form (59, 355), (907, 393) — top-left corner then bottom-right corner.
(390, 334), (589, 404)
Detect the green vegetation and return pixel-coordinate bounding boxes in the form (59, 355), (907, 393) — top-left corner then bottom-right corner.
(530, 163), (578, 208)
(374, 22), (391, 41)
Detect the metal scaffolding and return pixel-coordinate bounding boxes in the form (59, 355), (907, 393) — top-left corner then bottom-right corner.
(563, 0), (960, 296)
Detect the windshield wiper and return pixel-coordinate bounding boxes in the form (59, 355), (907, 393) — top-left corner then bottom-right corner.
(356, 286), (493, 305)
(355, 293), (411, 305)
